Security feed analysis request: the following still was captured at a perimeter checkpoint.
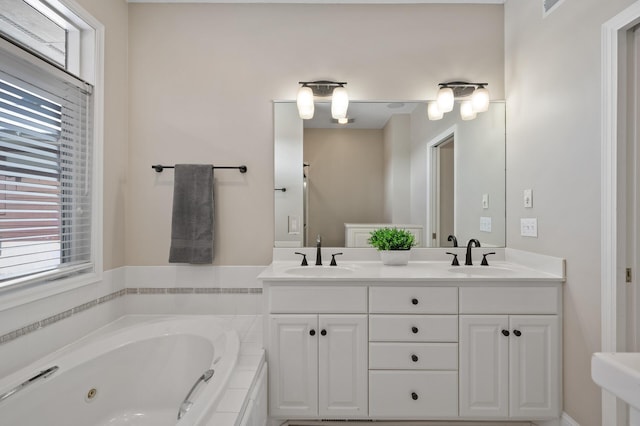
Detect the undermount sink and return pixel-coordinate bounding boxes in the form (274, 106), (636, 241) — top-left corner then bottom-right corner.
(285, 266), (355, 277)
(592, 352), (640, 411)
(447, 265), (516, 276)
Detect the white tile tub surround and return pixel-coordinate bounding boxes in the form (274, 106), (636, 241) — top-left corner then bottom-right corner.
(0, 265), (265, 377)
(0, 268), (126, 378)
(124, 265), (265, 315)
(207, 315), (266, 426)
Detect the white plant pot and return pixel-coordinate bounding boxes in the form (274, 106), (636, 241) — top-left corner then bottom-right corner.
(379, 250), (411, 266)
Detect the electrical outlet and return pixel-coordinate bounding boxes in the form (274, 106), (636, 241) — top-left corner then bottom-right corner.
(520, 218), (538, 237)
(524, 189), (533, 208)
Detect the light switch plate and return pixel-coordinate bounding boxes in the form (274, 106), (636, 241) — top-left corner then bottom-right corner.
(524, 189), (533, 208)
(480, 216), (492, 232)
(482, 193), (489, 209)
(288, 215), (300, 234)
(520, 218), (538, 237)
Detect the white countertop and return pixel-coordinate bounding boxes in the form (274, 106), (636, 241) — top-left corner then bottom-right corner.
(258, 260), (564, 283)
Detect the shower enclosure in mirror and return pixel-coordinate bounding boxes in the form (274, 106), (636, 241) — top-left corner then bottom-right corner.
(274, 100), (505, 248)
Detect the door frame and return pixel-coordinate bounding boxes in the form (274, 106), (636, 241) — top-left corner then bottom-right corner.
(426, 125), (457, 247)
(601, 2), (640, 426)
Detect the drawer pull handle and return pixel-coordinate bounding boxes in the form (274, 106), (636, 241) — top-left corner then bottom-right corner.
(411, 392), (419, 401)
(320, 329), (327, 336)
(411, 298), (419, 305)
(411, 354), (419, 362)
(411, 326), (419, 334)
(309, 329), (316, 336)
(501, 329), (510, 337)
(513, 329), (522, 337)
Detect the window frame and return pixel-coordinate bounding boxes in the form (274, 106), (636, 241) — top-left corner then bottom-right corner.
(0, 0), (103, 311)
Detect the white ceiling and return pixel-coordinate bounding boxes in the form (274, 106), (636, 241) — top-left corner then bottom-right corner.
(303, 101), (421, 129)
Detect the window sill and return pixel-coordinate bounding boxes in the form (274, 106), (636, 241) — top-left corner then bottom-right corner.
(0, 269), (103, 313)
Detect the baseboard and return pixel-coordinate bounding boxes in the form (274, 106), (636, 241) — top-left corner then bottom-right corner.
(281, 414), (579, 426)
(284, 422), (530, 426)
(561, 412), (580, 426)
(534, 412), (580, 426)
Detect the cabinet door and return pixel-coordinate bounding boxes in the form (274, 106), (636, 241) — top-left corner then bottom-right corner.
(509, 315), (560, 419)
(318, 315), (368, 417)
(269, 315), (318, 417)
(459, 315), (509, 418)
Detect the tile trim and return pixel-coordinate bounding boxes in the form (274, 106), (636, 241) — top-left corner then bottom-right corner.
(0, 287), (262, 346)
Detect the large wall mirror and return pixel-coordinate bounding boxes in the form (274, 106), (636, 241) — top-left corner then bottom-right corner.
(274, 100), (505, 248)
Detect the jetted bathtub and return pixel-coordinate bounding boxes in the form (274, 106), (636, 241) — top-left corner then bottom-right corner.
(0, 315), (240, 426)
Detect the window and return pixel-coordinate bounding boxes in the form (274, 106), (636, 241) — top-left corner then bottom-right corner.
(0, 0), (68, 67)
(0, 1), (101, 293)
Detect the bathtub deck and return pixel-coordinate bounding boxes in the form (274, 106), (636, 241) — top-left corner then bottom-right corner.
(69, 314), (265, 426)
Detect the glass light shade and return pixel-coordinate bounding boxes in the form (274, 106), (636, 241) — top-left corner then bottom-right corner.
(471, 86), (490, 112)
(296, 86), (314, 119)
(338, 117), (349, 124)
(436, 86), (454, 113)
(331, 86), (349, 119)
(427, 101), (443, 120)
(460, 100), (477, 120)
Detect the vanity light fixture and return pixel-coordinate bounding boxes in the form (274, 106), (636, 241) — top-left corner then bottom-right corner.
(460, 100), (477, 120)
(427, 101), (444, 120)
(430, 81), (490, 121)
(296, 80), (348, 120)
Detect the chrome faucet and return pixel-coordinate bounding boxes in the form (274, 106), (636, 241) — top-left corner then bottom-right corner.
(465, 239), (481, 265)
(316, 235), (322, 266)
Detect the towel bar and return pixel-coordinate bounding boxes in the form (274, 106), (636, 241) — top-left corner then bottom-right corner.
(152, 165), (247, 173)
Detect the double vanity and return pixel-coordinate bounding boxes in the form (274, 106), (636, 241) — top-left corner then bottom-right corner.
(258, 248), (565, 424)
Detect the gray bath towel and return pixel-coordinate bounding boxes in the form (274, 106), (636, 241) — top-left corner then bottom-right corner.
(169, 164), (214, 264)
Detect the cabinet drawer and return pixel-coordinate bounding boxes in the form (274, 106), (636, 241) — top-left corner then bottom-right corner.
(459, 286), (559, 314)
(268, 286), (367, 313)
(369, 342), (457, 370)
(369, 315), (458, 342)
(369, 371), (458, 418)
(369, 287), (457, 314)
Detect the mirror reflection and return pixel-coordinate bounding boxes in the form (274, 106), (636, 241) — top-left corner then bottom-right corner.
(274, 101), (505, 248)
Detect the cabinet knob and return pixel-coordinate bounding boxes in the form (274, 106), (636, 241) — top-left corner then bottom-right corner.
(501, 329), (510, 337)
(411, 298), (419, 305)
(411, 392), (419, 400)
(411, 326), (419, 334)
(320, 329), (327, 336)
(513, 329), (522, 337)
(309, 329), (316, 336)
(411, 354), (419, 362)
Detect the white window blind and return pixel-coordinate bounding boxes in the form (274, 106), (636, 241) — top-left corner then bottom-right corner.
(0, 46), (93, 287)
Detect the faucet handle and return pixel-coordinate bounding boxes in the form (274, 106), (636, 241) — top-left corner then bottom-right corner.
(330, 252), (343, 266)
(481, 252), (496, 266)
(294, 252), (308, 266)
(446, 252), (460, 266)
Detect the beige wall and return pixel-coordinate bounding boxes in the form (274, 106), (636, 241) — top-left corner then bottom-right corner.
(126, 3), (504, 265)
(504, 1), (635, 424)
(73, 0), (129, 271)
(304, 128), (384, 247)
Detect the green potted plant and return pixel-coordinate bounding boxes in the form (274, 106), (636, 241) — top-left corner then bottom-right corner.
(368, 227), (416, 265)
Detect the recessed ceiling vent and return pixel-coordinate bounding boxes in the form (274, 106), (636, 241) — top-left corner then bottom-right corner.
(543, 0), (564, 16)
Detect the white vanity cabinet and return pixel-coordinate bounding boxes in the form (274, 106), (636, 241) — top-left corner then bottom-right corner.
(260, 265), (564, 424)
(368, 286), (459, 419)
(459, 286), (561, 420)
(266, 286), (368, 419)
